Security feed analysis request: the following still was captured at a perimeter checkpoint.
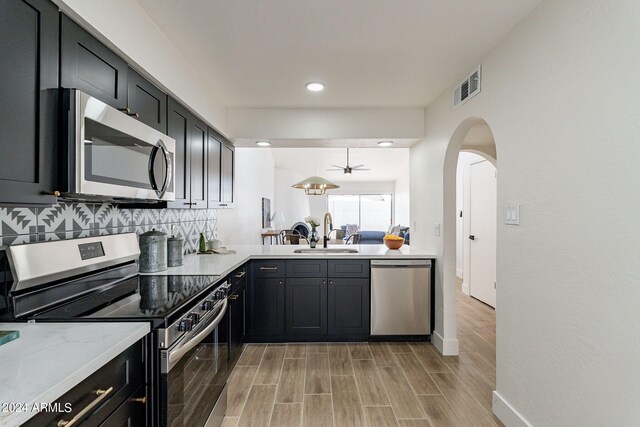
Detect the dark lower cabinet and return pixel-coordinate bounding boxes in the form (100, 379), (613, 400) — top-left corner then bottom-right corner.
(24, 338), (147, 427)
(253, 278), (286, 336)
(286, 278), (327, 336)
(229, 278), (246, 365)
(60, 14), (128, 109)
(328, 278), (370, 335)
(0, 0), (58, 205)
(247, 259), (370, 341)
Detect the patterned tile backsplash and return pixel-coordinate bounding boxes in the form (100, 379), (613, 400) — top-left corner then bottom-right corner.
(0, 203), (217, 254)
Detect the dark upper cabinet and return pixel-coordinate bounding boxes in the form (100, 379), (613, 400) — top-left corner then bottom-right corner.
(286, 278), (327, 336)
(189, 117), (208, 209)
(221, 141), (235, 206)
(61, 16), (168, 133)
(127, 68), (167, 133)
(207, 128), (222, 207)
(0, 0), (58, 205)
(207, 127), (235, 208)
(60, 14), (128, 109)
(167, 99), (190, 208)
(328, 278), (370, 336)
(252, 278), (286, 336)
(167, 98), (206, 209)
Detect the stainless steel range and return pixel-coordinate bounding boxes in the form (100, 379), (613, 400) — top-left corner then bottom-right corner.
(4, 233), (229, 427)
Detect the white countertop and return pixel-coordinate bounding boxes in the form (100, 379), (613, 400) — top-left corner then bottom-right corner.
(0, 322), (150, 427)
(146, 244), (436, 277)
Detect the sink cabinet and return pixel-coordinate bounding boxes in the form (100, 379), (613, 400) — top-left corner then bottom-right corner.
(247, 259), (370, 341)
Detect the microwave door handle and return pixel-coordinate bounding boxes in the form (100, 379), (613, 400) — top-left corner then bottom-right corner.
(148, 140), (171, 199)
(166, 298), (228, 372)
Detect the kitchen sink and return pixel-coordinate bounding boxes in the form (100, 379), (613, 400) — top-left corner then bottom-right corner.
(293, 248), (359, 254)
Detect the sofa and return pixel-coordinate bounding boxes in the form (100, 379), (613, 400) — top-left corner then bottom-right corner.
(339, 224), (410, 245)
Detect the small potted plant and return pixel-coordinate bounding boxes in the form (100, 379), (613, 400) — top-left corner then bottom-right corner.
(305, 216), (320, 248)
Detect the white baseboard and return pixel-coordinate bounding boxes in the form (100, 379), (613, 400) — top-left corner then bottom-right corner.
(461, 281), (470, 295)
(456, 269), (463, 279)
(492, 391), (532, 427)
(431, 330), (459, 355)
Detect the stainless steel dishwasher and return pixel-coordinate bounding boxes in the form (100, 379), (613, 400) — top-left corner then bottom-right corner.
(370, 259), (432, 335)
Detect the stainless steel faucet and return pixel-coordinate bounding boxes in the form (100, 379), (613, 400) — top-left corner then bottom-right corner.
(323, 212), (333, 248)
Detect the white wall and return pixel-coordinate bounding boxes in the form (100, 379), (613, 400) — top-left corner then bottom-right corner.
(274, 168), (311, 228)
(394, 172), (410, 227)
(54, 0), (228, 135)
(216, 148), (274, 245)
(410, 0), (640, 425)
(228, 108), (424, 139)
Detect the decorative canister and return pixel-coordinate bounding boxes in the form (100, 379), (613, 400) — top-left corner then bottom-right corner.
(140, 275), (168, 309)
(139, 229), (168, 273)
(167, 235), (184, 267)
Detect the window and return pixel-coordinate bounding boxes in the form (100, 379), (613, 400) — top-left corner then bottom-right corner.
(327, 194), (392, 231)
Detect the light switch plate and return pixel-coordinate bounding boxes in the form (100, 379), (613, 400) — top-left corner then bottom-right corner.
(433, 223), (441, 236)
(504, 203), (520, 225)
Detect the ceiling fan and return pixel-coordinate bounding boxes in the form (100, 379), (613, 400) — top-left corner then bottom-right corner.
(326, 148), (370, 175)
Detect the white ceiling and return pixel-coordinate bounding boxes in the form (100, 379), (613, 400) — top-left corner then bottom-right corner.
(233, 138), (420, 148)
(268, 147), (409, 182)
(135, 0), (540, 108)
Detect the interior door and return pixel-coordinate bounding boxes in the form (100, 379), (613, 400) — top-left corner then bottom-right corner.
(469, 160), (497, 307)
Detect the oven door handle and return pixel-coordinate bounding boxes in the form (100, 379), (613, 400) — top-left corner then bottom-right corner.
(166, 298), (227, 370)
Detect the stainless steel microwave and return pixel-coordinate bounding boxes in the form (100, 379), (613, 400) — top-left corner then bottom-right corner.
(59, 90), (175, 202)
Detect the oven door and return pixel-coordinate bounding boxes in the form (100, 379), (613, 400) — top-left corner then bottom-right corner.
(160, 299), (229, 427)
(72, 90), (175, 201)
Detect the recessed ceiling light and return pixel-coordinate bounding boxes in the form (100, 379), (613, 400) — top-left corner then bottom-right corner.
(378, 141), (394, 147)
(306, 82), (325, 92)
(255, 140), (271, 147)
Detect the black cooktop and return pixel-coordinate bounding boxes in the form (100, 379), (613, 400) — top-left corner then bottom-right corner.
(33, 274), (222, 327)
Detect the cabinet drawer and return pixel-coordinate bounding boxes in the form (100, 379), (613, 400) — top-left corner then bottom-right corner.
(286, 260), (328, 278)
(24, 338), (145, 427)
(253, 260), (285, 278)
(231, 264), (247, 285)
(328, 260), (370, 278)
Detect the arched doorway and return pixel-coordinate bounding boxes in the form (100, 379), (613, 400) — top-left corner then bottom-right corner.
(438, 117), (497, 356)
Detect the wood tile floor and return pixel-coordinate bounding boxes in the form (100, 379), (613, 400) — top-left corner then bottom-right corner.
(223, 280), (501, 427)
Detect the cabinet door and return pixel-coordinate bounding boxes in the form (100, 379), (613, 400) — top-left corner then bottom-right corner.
(166, 99), (190, 208)
(60, 14), (128, 109)
(220, 141), (235, 206)
(207, 128), (222, 207)
(229, 282), (246, 365)
(253, 278), (285, 336)
(0, 0), (58, 205)
(189, 116), (208, 209)
(328, 278), (370, 336)
(127, 68), (167, 133)
(286, 278), (327, 336)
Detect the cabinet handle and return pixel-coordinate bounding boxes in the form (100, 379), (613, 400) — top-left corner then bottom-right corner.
(131, 396), (147, 404)
(329, 280), (333, 284)
(279, 281), (283, 285)
(228, 294), (239, 300)
(118, 107), (139, 118)
(57, 387), (114, 427)
(322, 280), (326, 284)
(259, 266), (278, 271)
(235, 271), (246, 279)
(185, 202), (195, 206)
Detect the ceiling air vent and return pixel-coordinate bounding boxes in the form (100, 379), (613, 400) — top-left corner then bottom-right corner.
(453, 65), (481, 108)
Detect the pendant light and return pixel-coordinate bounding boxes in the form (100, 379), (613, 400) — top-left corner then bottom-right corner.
(292, 176), (340, 195)
(292, 150), (340, 195)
